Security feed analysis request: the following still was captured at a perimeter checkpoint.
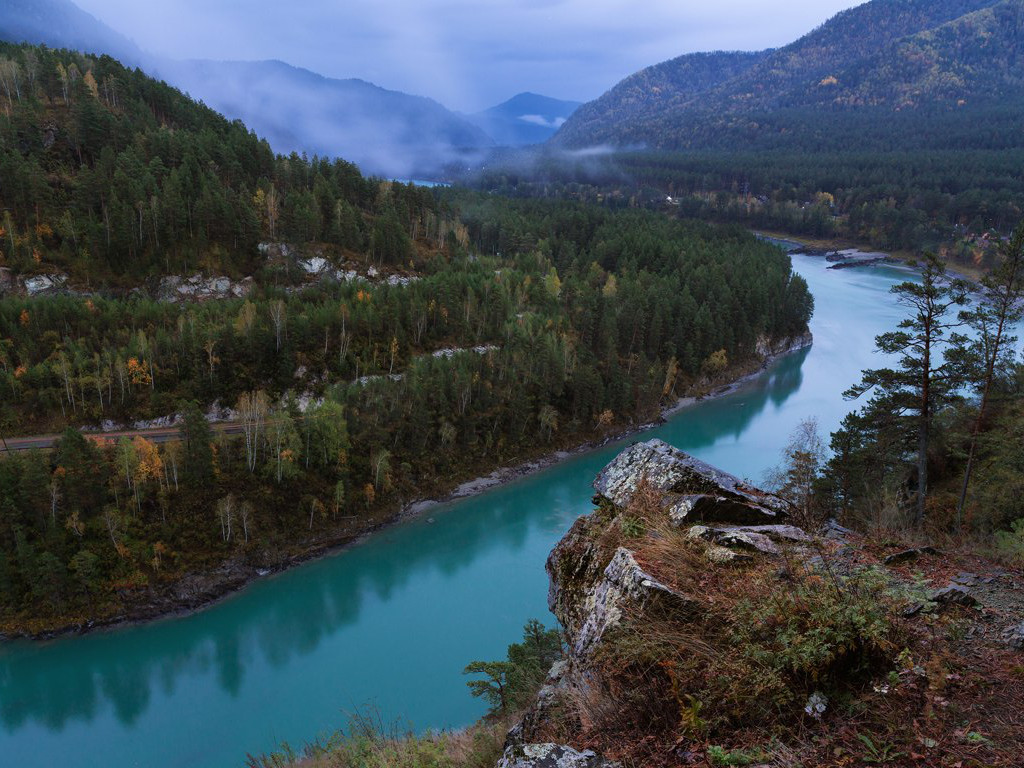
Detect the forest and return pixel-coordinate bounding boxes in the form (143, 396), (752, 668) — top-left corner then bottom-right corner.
(0, 42), (813, 630)
(470, 142), (1024, 258)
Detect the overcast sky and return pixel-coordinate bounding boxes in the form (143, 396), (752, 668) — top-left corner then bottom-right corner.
(73, 0), (865, 111)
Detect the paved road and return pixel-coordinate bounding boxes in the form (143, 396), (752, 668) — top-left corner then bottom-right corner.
(1, 422), (247, 453)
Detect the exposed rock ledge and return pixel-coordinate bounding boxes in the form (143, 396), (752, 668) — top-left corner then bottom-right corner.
(592, 439), (790, 525)
(156, 274), (255, 302)
(506, 439), (797, 767)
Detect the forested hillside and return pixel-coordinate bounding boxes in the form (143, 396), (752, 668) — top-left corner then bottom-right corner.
(555, 0), (1015, 151)
(0, 43), (813, 632)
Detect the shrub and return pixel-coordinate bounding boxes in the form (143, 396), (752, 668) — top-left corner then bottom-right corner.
(595, 528), (903, 739)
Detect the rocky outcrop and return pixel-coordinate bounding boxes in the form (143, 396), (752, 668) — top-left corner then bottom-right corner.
(549, 440), (792, 650)
(24, 273), (71, 296)
(261, 241), (421, 288)
(516, 441), (799, 765)
(569, 547), (694, 658)
(156, 274), (254, 302)
(593, 439), (791, 525)
(497, 744), (619, 768)
(755, 331), (814, 361)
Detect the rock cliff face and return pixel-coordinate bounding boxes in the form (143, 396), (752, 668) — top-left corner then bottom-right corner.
(755, 330), (814, 362)
(501, 439), (797, 767)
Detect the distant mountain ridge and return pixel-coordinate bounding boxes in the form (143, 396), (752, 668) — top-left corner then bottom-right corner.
(555, 0), (1021, 151)
(0, 0), (493, 176)
(157, 58), (494, 176)
(467, 92), (581, 146)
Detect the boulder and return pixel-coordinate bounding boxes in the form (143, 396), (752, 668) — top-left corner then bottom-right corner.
(24, 273), (69, 296)
(687, 525), (780, 555)
(929, 584), (978, 608)
(497, 744), (619, 768)
(593, 440), (790, 524)
(884, 546), (939, 565)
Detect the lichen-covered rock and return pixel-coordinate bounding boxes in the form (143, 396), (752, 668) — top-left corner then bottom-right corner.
(733, 524), (811, 542)
(506, 661), (569, 748)
(687, 525), (780, 555)
(593, 439), (790, 524)
(497, 743), (619, 768)
(24, 273), (69, 296)
(572, 547), (694, 657)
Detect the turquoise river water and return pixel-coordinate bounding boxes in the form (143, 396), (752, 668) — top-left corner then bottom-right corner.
(0, 253), (918, 767)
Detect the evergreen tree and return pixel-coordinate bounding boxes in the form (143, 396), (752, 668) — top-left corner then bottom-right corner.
(180, 400), (213, 482)
(955, 227), (1024, 525)
(844, 253), (969, 523)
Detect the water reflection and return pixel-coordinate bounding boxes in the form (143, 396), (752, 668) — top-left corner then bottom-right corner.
(0, 349), (811, 736)
(0, 474), (557, 731)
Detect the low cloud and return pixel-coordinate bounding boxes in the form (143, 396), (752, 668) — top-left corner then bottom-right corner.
(74, 0), (863, 110)
(517, 114), (568, 128)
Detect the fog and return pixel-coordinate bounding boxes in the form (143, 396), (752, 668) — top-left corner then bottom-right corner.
(74, 0), (864, 111)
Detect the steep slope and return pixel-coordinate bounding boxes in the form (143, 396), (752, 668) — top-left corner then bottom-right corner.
(156, 59), (494, 177)
(467, 92), (581, 146)
(555, 0), (1013, 150)
(821, 0), (1024, 107)
(554, 50), (767, 148)
(0, 0), (144, 66)
(705, 0), (1000, 113)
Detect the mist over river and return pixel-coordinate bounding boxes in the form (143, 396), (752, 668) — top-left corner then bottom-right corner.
(0, 254), (917, 768)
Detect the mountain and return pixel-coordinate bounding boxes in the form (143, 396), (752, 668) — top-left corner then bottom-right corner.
(554, 0), (1021, 151)
(0, 0), (493, 177)
(553, 51), (767, 148)
(0, 0), (144, 66)
(155, 59), (493, 177)
(467, 92), (581, 146)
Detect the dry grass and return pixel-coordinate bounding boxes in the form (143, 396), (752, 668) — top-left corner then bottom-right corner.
(541, 484), (1024, 768)
(248, 710), (511, 768)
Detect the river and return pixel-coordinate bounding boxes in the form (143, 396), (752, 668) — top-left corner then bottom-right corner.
(0, 253), (916, 768)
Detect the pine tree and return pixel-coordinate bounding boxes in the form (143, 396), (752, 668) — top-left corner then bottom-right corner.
(844, 254), (969, 524)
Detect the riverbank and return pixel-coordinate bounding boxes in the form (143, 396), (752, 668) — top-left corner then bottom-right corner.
(755, 229), (985, 285)
(0, 333), (813, 642)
